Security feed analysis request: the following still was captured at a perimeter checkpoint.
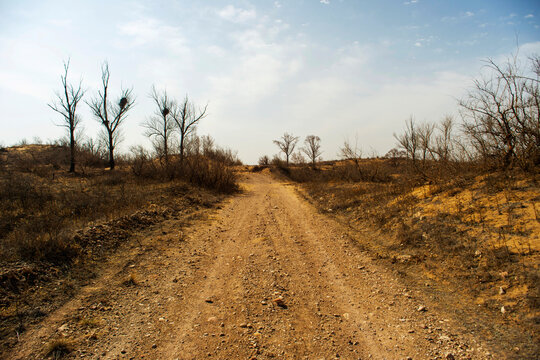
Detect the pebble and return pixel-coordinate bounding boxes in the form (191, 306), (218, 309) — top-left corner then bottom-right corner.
(273, 297), (287, 308)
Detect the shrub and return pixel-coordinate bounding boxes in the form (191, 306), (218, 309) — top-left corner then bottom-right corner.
(181, 155), (238, 193)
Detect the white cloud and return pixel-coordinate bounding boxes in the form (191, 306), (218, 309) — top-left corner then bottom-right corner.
(520, 41), (540, 56)
(525, 14), (534, 19)
(320, 0), (330, 4)
(117, 17), (188, 56)
(274, 1), (282, 8)
(413, 36), (436, 48)
(464, 11), (474, 17)
(217, 5), (256, 23)
(206, 24), (303, 106)
(333, 41), (371, 68)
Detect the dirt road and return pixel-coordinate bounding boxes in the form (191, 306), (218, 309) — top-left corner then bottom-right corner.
(10, 173), (493, 359)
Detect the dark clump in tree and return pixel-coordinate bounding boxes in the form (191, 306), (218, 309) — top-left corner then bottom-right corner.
(87, 62), (135, 170)
(143, 86), (176, 168)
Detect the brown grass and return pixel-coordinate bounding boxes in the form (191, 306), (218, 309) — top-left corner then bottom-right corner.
(283, 159), (540, 347)
(0, 145), (238, 265)
(44, 339), (72, 359)
(0, 144), (235, 354)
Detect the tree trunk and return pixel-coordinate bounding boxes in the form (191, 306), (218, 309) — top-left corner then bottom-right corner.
(164, 138), (168, 167)
(163, 113), (169, 167)
(69, 124), (76, 173)
(179, 136), (185, 166)
(108, 132), (115, 170)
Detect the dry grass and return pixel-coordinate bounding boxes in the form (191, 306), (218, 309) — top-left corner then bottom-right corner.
(283, 159), (539, 351)
(0, 145), (238, 265)
(44, 339), (73, 359)
(0, 144), (235, 354)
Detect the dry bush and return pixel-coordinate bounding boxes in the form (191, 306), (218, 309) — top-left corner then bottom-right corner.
(77, 140), (107, 172)
(8, 228), (80, 265)
(0, 141), (236, 265)
(251, 165), (267, 172)
(180, 155), (238, 193)
(0, 162), (180, 265)
(44, 339), (72, 359)
(203, 146), (242, 166)
(283, 160), (394, 184)
(258, 155), (270, 166)
(130, 146), (157, 178)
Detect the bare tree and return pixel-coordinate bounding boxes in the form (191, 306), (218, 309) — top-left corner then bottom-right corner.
(394, 116), (419, 163)
(172, 96), (208, 165)
(273, 132), (299, 165)
(434, 116), (455, 162)
(143, 86), (176, 167)
(339, 135), (363, 171)
(48, 59), (85, 172)
(301, 135), (322, 167)
(87, 62), (135, 170)
(459, 54), (540, 169)
(417, 122), (436, 164)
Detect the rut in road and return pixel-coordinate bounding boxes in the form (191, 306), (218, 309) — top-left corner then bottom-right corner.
(10, 173), (489, 359)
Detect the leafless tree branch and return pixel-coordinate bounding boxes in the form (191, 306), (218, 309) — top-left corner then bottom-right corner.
(47, 58), (85, 172)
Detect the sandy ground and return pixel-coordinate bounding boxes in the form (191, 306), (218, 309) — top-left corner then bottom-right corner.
(9, 173), (494, 359)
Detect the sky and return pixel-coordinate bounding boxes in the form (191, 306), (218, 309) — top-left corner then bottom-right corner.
(1, 0), (539, 164)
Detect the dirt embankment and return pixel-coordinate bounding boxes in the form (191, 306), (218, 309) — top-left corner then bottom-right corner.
(6, 173), (516, 359)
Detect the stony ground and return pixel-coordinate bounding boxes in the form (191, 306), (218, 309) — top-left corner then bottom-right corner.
(9, 173), (496, 359)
